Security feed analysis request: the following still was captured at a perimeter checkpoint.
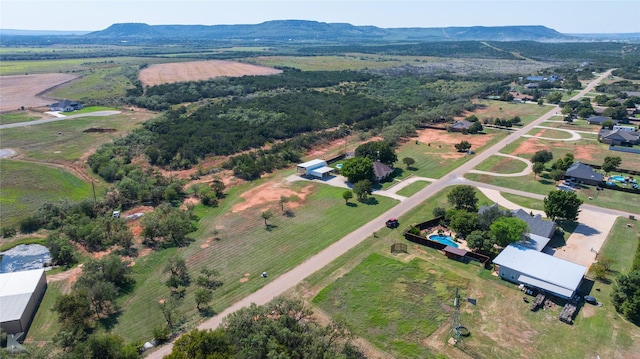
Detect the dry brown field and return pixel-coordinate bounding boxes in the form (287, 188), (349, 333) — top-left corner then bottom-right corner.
(138, 60), (282, 86)
(0, 73), (78, 112)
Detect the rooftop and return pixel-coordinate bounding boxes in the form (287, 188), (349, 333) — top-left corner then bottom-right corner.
(0, 269), (45, 322)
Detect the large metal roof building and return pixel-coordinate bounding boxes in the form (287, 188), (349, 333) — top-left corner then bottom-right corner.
(0, 268), (47, 334)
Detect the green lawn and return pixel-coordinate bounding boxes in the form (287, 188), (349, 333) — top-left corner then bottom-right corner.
(0, 111), (45, 125)
(526, 128), (574, 139)
(63, 106), (119, 115)
(314, 253), (468, 358)
(500, 192), (545, 211)
(473, 155), (528, 174)
(395, 180), (430, 197)
(61, 181), (401, 342)
(473, 100), (554, 126)
(540, 120), (598, 131)
(0, 160), (93, 227)
(48, 67), (134, 102)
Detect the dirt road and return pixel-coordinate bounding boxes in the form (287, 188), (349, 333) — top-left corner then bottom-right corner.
(145, 70), (614, 358)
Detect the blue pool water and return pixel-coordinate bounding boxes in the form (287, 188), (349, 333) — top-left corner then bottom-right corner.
(610, 175), (626, 182)
(336, 163), (343, 169)
(428, 235), (459, 248)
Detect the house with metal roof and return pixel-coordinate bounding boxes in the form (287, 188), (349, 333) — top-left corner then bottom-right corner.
(493, 244), (586, 299)
(598, 128), (640, 146)
(586, 115), (616, 126)
(449, 120), (474, 133)
(0, 269), (47, 335)
(49, 99), (83, 112)
(512, 209), (557, 240)
(373, 161), (394, 182)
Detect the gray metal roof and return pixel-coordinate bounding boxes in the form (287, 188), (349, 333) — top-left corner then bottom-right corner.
(493, 245), (586, 298)
(565, 162), (604, 182)
(0, 269), (45, 322)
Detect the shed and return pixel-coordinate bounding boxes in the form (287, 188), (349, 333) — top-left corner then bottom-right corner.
(0, 269), (47, 334)
(443, 246), (468, 261)
(296, 159), (334, 178)
(493, 244), (586, 299)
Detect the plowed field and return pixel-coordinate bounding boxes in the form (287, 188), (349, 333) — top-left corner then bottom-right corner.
(0, 73), (78, 112)
(139, 60), (282, 86)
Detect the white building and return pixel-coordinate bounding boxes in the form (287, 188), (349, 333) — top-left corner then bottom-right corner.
(0, 269), (47, 334)
(296, 159), (334, 179)
(493, 244), (586, 299)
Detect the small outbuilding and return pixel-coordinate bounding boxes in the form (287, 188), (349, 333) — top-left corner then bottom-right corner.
(296, 159), (334, 179)
(0, 269), (47, 335)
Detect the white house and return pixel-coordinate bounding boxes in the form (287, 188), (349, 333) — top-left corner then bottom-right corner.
(296, 159), (334, 179)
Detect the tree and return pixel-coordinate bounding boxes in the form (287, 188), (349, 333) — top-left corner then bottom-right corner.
(196, 267), (222, 290)
(342, 190), (353, 204)
(601, 119), (615, 130)
(87, 333), (139, 359)
(466, 230), (489, 252)
(165, 328), (234, 359)
(546, 92), (562, 104)
(353, 179), (372, 201)
(603, 106), (630, 122)
(611, 270), (640, 324)
(210, 179), (226, 198)
(432, 206), (446, 218)
(511, 116), (522, 125)
(447, 185), (478, 212)
(195, 288), (213, 311)
(454, 140), (472, 152)
(53, 291), (93, 334)
(533, 162), (545, 179)
(602, 156), (622, 175)
(402, 157), (415, 169)
(489, 217), (528, 247)
(164, 256), (190, 294)
(279, 195), (290, 214)
(544, 190), (583, 221)
(550, 169), (566, 183)
(261, 210), (273, 228)
(45, 233), (77, 267)
(551, 153), (574, 171)
(478, 205), (511, 231)
(468, 121), (483, 134)
(141, 203), (196, 248)
(561, 104), (574, 120)
(446, 209), (480, 239)
(355, 140), (397, 165)
(340, 157), (374, 183)
(531, 150), (553, 164)
(158, 298), (183, 332)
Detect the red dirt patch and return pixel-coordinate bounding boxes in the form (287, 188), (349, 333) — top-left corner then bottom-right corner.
(232, 183), (314, 213)
(511, 138), (548, 156)
(416, 129), (494, 148)
(139, 60), (283, 86)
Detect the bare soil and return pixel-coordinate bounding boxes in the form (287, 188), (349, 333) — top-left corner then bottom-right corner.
(139, 60), (283, 86)
(231, 182), (314, 213)
(0, 73), (78, 112)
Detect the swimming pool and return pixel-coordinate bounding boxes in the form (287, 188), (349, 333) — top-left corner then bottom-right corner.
(610, 175), (626, 182)
(428, 234), (459, 248)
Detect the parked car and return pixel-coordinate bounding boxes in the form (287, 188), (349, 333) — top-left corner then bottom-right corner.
(386, 218), (399, 229)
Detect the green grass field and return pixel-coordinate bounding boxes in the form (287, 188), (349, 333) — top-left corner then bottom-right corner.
(540, 120), (599, 131)
(526, 127), (575, 139)
(395, 180), (430, 197)
(0, 112), (151, 161)
(0, 56), (175, 76)
(0, 160), (93, 227)
(0, 111), (45, 125)
(48, 67), (134, 102)
(63, 106), (119, 115)
(500, 192), (545, 211)
(474, 100), (555, 126)
(314, 253), (468, 358)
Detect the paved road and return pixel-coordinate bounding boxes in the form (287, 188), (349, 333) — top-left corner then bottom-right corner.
(0, 111), (121, 129)
(145, 70), (613, 358)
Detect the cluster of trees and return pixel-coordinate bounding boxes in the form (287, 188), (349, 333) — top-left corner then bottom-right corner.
(428, 186), (529, 254)
(611, 236), (640, 324)
(483, 116), (522, 127)
(354, 140), (397, 165)
(52, 254), (137, 356)
(529, 150), (575, 184)
(560, 98), (595, 121)
(141, 203), (197, 248)
(165, 297), (364, 359)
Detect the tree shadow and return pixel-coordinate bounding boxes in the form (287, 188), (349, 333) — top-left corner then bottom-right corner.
(265, 224), (278, 232)
(98, 310), (122, 330)
(346, 202), (358, 207)
(283, 209), (295, 218)
(359, 197), (379, 205)
(406, 166), (418, 171)
(198, 307), (217, 318)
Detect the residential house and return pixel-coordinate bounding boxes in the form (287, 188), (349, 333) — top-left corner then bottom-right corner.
(598, 128), (640, 146)
(449, 120), (473, 133)
(49, 99), (83, 112)
(373, 161), (394, 182)
(564, 162), (604, 185)
(586, 116), (616, 126)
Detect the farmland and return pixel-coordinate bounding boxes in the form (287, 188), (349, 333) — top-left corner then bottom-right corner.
(139, 60), (283, 86)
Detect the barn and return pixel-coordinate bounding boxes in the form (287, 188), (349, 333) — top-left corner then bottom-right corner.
(296, 159), (334, 178)
(0, 269), (47, 335)
(493, 244), (586, 299)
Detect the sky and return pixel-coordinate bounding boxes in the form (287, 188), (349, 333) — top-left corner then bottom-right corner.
(1, 0), (639, 34)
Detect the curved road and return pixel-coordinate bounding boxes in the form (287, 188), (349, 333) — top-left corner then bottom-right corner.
(0, 111), (121, 129)
(146, 70), (614, 358)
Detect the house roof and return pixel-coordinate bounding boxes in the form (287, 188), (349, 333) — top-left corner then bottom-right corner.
(512, 209), (557, 239)
(443, 246), (468, 257)
(50, 99), (80, 107)
(602, 129), (639, 142)
(451, 120), (473, 129)
(373, 161), (394, 179)
(0, 269), (45, 322)
(493, 244), (586, 299)
(565, 161), (604, 182)
(586, 116), (615, 124)
(517, 233), (552, 252)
